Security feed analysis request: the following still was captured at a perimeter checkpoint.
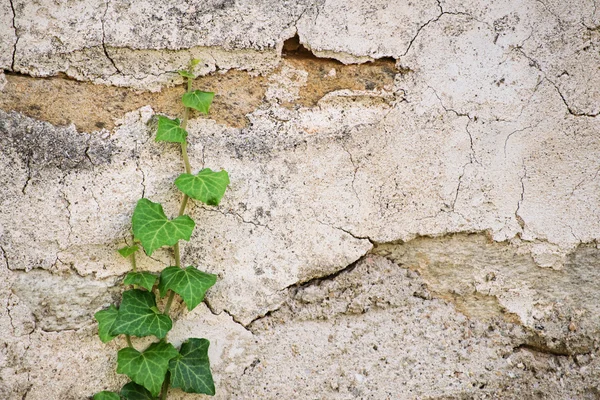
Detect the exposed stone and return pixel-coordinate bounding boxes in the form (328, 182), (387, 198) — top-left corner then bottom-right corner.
(374, 235), (600, 355)
(241, 256), (600, 399)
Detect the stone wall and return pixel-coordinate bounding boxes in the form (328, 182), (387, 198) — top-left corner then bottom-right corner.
(1, 0), (599, 398)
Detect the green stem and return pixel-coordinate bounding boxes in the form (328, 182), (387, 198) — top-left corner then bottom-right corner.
(163, 291), (176, 315)
(126, 335), (133, 348)
(180, 74), (193, 174)
(181, 141), (192, 174)
(159, 371), (171, 400)
(178, 195), (189, 217)
(174, 242), (181, 267)
(130, 252), (137, 272)
(164, 65), (196, 320)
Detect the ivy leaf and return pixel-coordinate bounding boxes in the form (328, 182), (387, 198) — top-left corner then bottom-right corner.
(178, 70), (195, 79)
(175, 168), (230, 206)
(95, 305), (119, 343)
(93, 392), (121, 400)
(155, 116), (188, 143)
(132, 198), (195, 256)
(169, 338), (215, 395)
(117, 341), (179, 397)
(158, 266), (217, 311)
(118, 245), (139, 257)
(110, 289), (172, 339)
(124, 272), (158, 292)
(181, 90), (215, 114)
(120, 382), (155, 400)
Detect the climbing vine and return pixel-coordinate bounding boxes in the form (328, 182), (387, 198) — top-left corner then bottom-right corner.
(93, 59), (229, 400)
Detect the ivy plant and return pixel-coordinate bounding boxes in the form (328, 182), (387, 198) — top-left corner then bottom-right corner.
(93, 59), (229, 400)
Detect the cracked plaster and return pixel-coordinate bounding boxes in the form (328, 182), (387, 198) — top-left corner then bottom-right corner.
(1, 0), (600, 397)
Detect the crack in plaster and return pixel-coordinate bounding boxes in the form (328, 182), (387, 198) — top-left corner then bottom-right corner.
(201, 206), (272, 231)
(101, 0), (121, 74)
(340, 142), (361, 206)
(0, 246), (9, 270)
(9, 0), (18, 70)
(429, 87), (479, 212)
(546, 78), (599, 118)
(511, 46), (598, 118)
(316, 219), (375, 247)
(402, 0), (472, 57)
(515, 163), (527, 232)
(570, 165), (600, 197)
(21, 153), (32, 194)
(217, 307), (253, 333)
(246, 254), (369, 330)
(503, 124), (538, 158)
(59, 183), (74, 247)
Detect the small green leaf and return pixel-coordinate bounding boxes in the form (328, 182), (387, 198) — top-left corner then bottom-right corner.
(124, 272), (158, 292)
(169, 338), (215, 395)
(182, 90), (215, 114)
(175, 168), (229, 206)
(118, 245), (139, 258)
(110, 290), (172, 339)
(120, 382), (155, 400)
(93, 392), (121, 400)
(155, 116), (188, 143)
(95, 305), (119, 343)
(158, 266), (217, 311)
(178, 70), (195, 79)
(190, 59), (201, 67)
(132, 198), (195, 256)
(117, 341), (179, 397)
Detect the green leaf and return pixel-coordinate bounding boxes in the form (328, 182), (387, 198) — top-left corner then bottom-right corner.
(117, 341), (179, 397)
(120, 382), (155, 400)
(95, 305), (119, 343)
(110, 290), (172, 339)
(169, 338), (215, 395)
(118, 245), (139, 257)
(175, 168), (230, 206)
(158, 266), (217, 311)
(124, 272), (158, 292)
(182, 90), (215, 114)
(132, 198), (195, 256)
(190, 58), (201, 67)
(178, 70), (195, 79)
(93, 392), (121, 400)
(155, 116), (187, 143)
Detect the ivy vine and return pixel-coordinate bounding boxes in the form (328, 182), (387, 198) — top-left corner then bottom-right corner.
(93, 59), (229, 399)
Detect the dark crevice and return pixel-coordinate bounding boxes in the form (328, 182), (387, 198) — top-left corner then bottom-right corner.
(282, 34), (398, 68)
(247, 255), (368, 330)
(9, 0), (18, 70)
(282, 34), (343, 64)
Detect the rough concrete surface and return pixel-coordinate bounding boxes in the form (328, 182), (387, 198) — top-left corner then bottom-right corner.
(1, 0), (599, 398)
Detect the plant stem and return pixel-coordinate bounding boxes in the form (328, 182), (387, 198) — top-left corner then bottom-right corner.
(130, 252), (137, 272)
(180, 72), (193, 174)
(174, 242), (181, 267)
(164, 67), (195, 319)
(159, 371), (171, 400)
(178, 195), (189, 217)
(126, 335), (133, 348)
(163, 291), (176, 315)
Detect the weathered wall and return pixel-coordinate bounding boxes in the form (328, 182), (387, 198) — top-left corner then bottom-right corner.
(1, 0), (599, 398)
